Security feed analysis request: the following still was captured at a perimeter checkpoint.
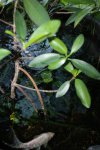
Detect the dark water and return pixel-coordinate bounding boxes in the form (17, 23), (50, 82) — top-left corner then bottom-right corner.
(0, 10), (100, 150)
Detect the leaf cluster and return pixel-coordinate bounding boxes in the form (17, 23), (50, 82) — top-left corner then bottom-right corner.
(0, 0), (100, 109)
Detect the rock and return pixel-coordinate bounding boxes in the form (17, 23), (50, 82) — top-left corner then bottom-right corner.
(87, 145), (100, 150)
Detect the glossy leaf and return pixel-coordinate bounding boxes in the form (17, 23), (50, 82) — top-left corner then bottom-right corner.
(29, 53), (61, 68)
(56, 81), (70, 98)
(70, 59), (100, 79)
(71, 69), (80, 77)
(67, 6), (81, 11)
(15, 10), (27, 40)
(64, 62), (80, 76)
(75, 79), (91, 108)
(5, 30), (15, 37)
(70, 34), (84, 55)
(66, 5), (94, 27)
(74, 6), (94, 27)
(64, 62), (74, 73)
(61, 0), (95, 5)
(0, 48), (11, 61)
(23, 0), (50, 26)
(25, 20), (61, 48)
(60, 0), (68, 5)
(50, 38), (68, 55)
(65, 11), (79, 26)
(48, 58), (66, 70)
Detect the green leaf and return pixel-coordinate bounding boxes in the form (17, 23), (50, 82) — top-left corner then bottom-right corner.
(41, 70), (53, 83)
(70, 59), (100, 80)
(70, 34), (84, 55)
(66, 5), (94, 27)
(25, 20), (61, 48)
(61, 0), (95, 5)
(65, 11), (79, 26)
(48, 58), (66, 70)
(56, 81), (70, 98)
(64, 62), (80, 76)
(75, 79), (91, 108)
(74, 6), (94, 27)
(5, 30), (15, 37)
(97, 0), (100, 7)
(29, 53), (61, 68)
(50, 38), (68, 55)
(64, 62), (74, 72)
(71, 69), (80, 76)
(60, 0), (68, 5)
(0, 48), (11, 61)
(15, 10), (27, 40)
(23, 0), (50, 26)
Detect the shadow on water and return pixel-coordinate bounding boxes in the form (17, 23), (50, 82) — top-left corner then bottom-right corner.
(0, 10), (100, 150)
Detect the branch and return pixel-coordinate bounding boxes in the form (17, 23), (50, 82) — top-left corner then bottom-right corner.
(13, 0), (18, 35)
(15, 84), (38, 113)
(55, 11), (74, 14)
(13, 0), (19, 51)
(15, 83), (57, 93)
(19, 67), (45, 112)
(11, 0), (19, 98)
(11, 60), (20, 98)
(0, 19), (13, 27)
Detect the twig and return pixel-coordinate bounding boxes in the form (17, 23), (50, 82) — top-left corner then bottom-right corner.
(0, 19), (13, 27)
(13, 0), (18, 34)
(15, 83), (57, 93)
(11, 60), (20, 98)
(20, 57), (33, 60)
(15, 84), (38, 113)
(11, 0), (19, 99)
(11, 61), (38, 113)
(55, 11), (73, 14)
(19, 67), (45, 112)
(13, 0), (18, 51)
(70, 76), (75, 82)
